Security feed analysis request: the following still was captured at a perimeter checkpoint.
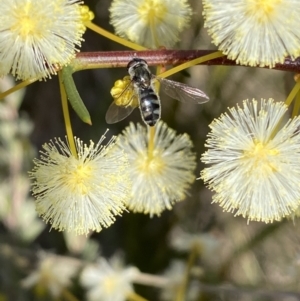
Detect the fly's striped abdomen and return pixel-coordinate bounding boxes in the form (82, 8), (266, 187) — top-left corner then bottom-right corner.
(139, 87), (161, 127)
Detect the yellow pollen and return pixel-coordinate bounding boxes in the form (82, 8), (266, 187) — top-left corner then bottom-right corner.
(138, 0), (167, 25)
(64, 163), (93, 195)
(103, 276), (117, 293)
(243, 141), (279, 175)
(80, 5), (95, 22)
(246, 0), (282, 21)
(110, 76), (138, 107)
(137, 155), (165, 174)
(20, 17), (36, 36)
(10, 3), (44, 39)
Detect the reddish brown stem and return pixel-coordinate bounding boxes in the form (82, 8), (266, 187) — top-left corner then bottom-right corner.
(73, 50), (300, 73)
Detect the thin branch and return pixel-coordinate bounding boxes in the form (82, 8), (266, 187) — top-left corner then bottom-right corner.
(176, 244), (199, 301)
(72, 50), (300, 73)
(132, 273), (169, 288)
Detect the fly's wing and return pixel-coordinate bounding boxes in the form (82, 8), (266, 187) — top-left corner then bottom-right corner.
(105, 101), (135, 124)
(156, 77), (209, 104)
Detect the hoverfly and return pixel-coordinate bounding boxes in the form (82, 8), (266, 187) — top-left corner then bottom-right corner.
(105, 58), (209, 126)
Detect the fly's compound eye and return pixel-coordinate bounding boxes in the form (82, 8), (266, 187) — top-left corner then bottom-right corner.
(127, 58), (147, 70)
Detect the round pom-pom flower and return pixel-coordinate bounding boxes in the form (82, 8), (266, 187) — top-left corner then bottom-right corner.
(109, 0), (192, 49)
(113, 121), (197, 216)
(80, 256), (139, 301)
(29, 135), (131, 235)
(203, 0), (300, 67)
(22, 252), (81, 298)
(201, 98), (300, 222)
(0, 0), (86, 80)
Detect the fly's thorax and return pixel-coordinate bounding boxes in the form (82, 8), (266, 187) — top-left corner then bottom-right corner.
(132, 67), (152, 89)
(128, 58), (152, 89)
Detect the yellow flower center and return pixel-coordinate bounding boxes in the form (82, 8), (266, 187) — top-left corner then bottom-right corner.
(10, 2), (47, 40)
(19, 16), (36, 36)
(103, 275), (118, 294)
(64, 163), (93, 195)
(137, 0), (167, 25)
(243, 141), (279, 176)
(137, 154), (165, 175)
(245, 0), (282, 21)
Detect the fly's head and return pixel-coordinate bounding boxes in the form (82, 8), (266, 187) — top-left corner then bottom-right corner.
(127, 58), (152, 89)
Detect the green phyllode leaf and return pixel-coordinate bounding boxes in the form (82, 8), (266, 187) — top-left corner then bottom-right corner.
(61, 65), (92, 125)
